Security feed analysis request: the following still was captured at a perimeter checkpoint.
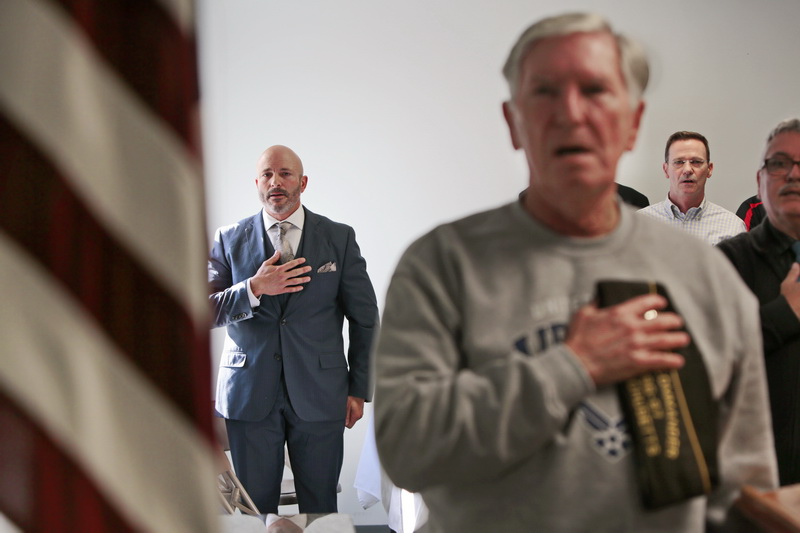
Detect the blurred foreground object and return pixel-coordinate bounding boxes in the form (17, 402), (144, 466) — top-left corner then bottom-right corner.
(0, 0), (218, 531)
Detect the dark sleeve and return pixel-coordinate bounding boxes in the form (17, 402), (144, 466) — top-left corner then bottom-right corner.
(735, 196), (767, 231)
(735, 196), (757, 220)
(339, 226), (379, 400)
(617, 183), (649, 208)
(208, 228), (254, 328)
(717, 238), (800, 356)
(760, 297), (800, 356)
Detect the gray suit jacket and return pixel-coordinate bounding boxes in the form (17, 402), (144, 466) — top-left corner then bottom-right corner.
(209, 207), (378, 422)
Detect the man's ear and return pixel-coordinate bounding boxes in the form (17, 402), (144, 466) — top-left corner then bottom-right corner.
(502, 101), (521, 150)
(625, 100), (646, 151)
(756, 171), (763, 200)
(662, 162), (670, 180)
(300, 175), (308, 192)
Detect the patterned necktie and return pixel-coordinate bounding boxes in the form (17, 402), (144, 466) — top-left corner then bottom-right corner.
(271, 221), (295, 264)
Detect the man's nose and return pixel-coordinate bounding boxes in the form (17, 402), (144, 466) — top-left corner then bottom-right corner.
(676, 161), (694, 175)
(555, 87), (585, 124)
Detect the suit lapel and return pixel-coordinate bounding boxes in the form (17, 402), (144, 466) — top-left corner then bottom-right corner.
(284, 208), (323, 312)
(245, 212), (271, 269)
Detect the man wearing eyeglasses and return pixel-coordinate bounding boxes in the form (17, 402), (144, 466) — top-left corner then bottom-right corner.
(639, 131), (745, 244)
(717, 118), (800, 486)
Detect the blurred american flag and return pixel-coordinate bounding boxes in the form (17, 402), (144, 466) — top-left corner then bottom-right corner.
(0, 0), (218, 531)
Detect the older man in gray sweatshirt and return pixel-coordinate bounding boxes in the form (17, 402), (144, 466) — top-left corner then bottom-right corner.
(374, 12), (777, 533)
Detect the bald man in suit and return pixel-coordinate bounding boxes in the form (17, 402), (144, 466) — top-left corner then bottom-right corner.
(209, 145), (378, 513)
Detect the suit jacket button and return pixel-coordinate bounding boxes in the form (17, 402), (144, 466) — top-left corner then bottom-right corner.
(274, 354), (282, 361)
(280, 319), (287, 325)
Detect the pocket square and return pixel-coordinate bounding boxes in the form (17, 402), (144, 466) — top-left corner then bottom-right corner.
(317, 261), (337, 273)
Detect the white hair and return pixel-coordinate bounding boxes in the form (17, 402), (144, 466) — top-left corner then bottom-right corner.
(502, 12), (649, 108)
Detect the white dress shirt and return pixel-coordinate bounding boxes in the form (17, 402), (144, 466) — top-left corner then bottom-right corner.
(247, 207), (306, 306)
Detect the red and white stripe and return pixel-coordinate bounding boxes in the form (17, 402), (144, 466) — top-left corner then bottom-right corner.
(0, 0), (218, 531)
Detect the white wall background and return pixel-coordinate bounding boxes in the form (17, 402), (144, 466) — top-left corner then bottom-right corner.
(197, 0), (800, 525)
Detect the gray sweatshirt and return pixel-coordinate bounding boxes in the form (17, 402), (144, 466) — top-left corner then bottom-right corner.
(374, 200), (777, 533)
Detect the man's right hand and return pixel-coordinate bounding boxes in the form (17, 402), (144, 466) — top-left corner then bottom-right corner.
(780, 262), (800, 319)
(249, 251), (312, 297)
(565, 294), (689, 387)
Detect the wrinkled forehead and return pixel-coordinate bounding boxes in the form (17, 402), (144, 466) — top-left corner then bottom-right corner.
(667, 139), (708, 160)
(764, 131), (800, 159)
(257, 148), (304, 175)
(525, 31), (618, 64)
(519, 32), (625, 87)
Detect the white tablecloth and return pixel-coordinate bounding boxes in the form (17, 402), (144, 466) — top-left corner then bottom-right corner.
(220, 513), (355, 533)
(353, 412), (428, 532)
